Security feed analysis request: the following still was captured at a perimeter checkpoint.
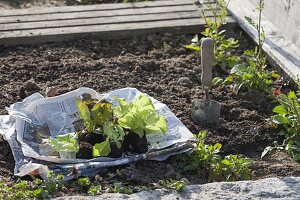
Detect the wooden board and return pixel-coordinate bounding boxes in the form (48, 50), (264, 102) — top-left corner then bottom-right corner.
(249, 0), (300, 49)
(0, 0), (235, 46)
(226, 0), (300, 81)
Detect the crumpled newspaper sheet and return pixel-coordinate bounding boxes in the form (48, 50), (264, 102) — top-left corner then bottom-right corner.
(0, 87), (195, 180)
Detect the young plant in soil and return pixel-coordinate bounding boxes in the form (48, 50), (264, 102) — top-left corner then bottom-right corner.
(180, 130), (251, 182)
(76, 95), (122, 158)
(264, 90), (300, 161)
(93, 122), (125, 158)
(113, 94), (167, 153)
(49, 133), (79, 159)
(218, 0), (280, 93)
(0, 171), (65, 199)
(185, 0), (239, 70)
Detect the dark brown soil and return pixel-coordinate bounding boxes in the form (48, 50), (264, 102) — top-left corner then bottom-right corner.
(107, 142), (123, 158)
(77, 142), (94, 159)
(1, 28), (300, 184)
(78, 131), (105, 146)
(123, 131), (148, 154)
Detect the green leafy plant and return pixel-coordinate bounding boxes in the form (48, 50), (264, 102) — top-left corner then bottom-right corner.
(182, 130), (251, 182)
(113, 94), (167, 138)
(270, 90), (300, 161)
(0, 172), (64, 199)
(245, 0), (265, 69)
(76, 97), (125, 157)
(183, 131), (222, 172)
(221, 0), (279, 93)
(77, 177), (91, 191)
(76, 98), (113, 133)
(76, 93), (167, 157)
(93, 122), (125, 157)
(212, 154), (251, 181)
(227, 61), (279, 93)
(108, 182), (133, 194)
(185, 0), (239, 69)
(158, 179), (186, 192)
(88, 185), (102, 196)
(49, 133), (79, 153)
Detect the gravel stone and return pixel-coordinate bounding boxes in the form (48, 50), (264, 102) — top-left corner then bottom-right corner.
(54, 177), (300, 200)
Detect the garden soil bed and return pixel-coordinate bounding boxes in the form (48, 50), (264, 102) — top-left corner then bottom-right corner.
(1, 28), (300, 187)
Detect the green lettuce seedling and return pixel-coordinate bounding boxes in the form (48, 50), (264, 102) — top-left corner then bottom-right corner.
(76, 98), (113, 132)
(113, 94), (167, 138)
(49, 133), (79, 152)
(93, 122), (125, 157)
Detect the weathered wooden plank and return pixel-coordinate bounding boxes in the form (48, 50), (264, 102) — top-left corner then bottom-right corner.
(249, 0), (300, 49)
(0, 11), (200, 31)
(0, 10), (229, 31)
(226, 0), (300, 81)
(0, 4), (199, 24)
(0, 0), (234, 46)
(0, 0), (215, 17)
(0, 16), (236, 46)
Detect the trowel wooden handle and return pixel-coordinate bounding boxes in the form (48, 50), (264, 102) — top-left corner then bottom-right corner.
(201, 38), (214, 89)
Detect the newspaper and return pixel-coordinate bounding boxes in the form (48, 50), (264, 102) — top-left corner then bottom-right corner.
(0, 87), (195, 179)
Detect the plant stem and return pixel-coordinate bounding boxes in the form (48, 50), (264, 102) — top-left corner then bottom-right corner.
(257, 0), (263, 71)
(291, 99), (300, 131)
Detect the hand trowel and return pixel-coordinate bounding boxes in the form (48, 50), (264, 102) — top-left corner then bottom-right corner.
(191, 38), (221, 124)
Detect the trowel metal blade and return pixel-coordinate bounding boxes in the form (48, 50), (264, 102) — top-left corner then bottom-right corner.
(191, 99), (221, 124)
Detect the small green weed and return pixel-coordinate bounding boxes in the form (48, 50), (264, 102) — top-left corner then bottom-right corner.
(185, 0), (239, 69)
(158, 179), (186, 192)
(266, 90), (300, 161)
(218, 0), (280, 93)
(182, 130), (251, 182)
(88, 185), (102, 196)
(0, 172), (64, 199)
(108, 182), (134, 194)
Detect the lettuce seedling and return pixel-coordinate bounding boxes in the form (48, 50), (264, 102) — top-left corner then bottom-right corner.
(93, 122), (125, 157)
(113, 94), (167, 138)
(49, 133), (79, 152)
(76, 98), (113, 132)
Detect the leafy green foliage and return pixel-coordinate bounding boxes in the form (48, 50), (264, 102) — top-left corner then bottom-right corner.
(76, 97), (124, 157)
(212, 154), (251, 181)
(245, 0), (265, 68)
(77, 177), (91, 190)
(182, 130), (251, 182)
(0, 172), (64, 199)
(270, 90), (300, 161)
(49, 133), (79, 152)
(76, 98), (113, 132)
(221, 0), (279, 93)
(108, 182), (134, 194)
(158, 179), (186, 192)
(113, 94), (167, 138)
(212, 77), (224, 87)
(76, 93), (167, 157)
(93, 138), (112, 157)
(225, 57), (279, 93)
(103, 122), (125, 147)
(261, 141), (284, 158)
(185, 0), (239, 69)
(183, 131), (222, 172)
(93, 122), (125, 157)
(88, 185), (102, 196)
